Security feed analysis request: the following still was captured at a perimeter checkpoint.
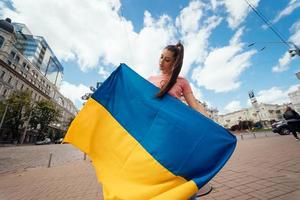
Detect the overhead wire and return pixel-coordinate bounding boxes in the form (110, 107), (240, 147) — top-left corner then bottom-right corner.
(244, 0), (291, 48)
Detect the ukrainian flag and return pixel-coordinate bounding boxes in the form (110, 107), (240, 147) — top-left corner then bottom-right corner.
(64, 63), (236, 200)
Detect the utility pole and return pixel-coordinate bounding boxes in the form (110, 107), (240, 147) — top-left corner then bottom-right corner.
(20, 100), (37, 144)
(20, 108), (33, 144)
(0, 104), (8, 130)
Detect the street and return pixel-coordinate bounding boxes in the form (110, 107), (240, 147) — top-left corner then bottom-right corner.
(0, 132), (299, 200)
(0, 143), (84, 174)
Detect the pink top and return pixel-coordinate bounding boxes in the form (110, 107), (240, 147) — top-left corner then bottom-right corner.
(148, 74), (193, 99)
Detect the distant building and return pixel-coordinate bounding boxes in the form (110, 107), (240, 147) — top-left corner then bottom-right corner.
(217, 103), (289, 128)
(0, 18), (77, 134)
(288, 86), (300, 113)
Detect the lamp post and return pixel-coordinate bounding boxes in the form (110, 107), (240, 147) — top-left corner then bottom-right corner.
(0, 104), (8, 130)
(81, 82), (102, 103)
(288, 43), (300, 57)
(296, 72), (300, 80)
(20, 101), (37, 144)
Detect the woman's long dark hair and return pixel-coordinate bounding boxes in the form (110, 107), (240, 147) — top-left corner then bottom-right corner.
(156, 42), (184, 98)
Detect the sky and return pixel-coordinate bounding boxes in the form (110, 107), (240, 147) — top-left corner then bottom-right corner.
(1, 0), (300, 114)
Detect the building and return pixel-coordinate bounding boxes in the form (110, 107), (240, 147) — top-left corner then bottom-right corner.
(288, 86), (300, 113)
(13, 22), (63, 88)
(217, 103), (289, 128)
(0, 18), (77, 137)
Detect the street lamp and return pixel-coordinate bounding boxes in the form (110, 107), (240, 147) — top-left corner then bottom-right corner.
(296, 72), (300, 80)
(0, 104), (9, 130)
(288, 43), (300, 57)
(81, 82), (102, 103)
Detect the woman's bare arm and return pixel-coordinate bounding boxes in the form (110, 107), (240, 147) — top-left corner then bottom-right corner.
(184, 93), (209, 117)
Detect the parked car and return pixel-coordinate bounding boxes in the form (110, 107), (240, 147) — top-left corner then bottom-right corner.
(54, 138), (63, 144)
(35, 138), (51, 145)
(271, 119), (300, 135)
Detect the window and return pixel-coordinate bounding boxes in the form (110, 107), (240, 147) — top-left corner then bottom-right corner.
(7, 76), (12, 84)
(0, 36), (4, 48)
(10, 51), (16, 59)
(3, 89), (8, 96)
(15, 55), (20, 63)
(22, 62), (27, 68)
(0, 71), (5, 79)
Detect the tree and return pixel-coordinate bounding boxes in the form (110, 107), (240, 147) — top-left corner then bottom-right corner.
(2, 90), (31, 143)
(30, 100), (61, 140)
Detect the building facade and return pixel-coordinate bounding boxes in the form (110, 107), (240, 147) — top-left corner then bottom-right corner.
(0, 18), (77, 135)
(13, 22), (63, 88)
(288, 86), (300, 113)
(217, 103), (289, 128)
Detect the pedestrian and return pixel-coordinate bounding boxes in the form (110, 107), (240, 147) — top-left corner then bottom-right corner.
(283, 106), (300, 140)
(148, 42), (211, 199)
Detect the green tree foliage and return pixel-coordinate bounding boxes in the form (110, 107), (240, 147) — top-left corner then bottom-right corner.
(2, 90), (31, 142)
(30, 100), (61, 140)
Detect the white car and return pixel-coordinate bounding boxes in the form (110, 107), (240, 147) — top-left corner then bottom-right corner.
(35, 138), (51, 145)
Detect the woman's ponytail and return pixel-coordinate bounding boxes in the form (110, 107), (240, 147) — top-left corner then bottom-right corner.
(156, 42), (184, 98)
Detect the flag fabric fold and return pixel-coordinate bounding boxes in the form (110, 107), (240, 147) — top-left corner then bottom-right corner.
(64, 63), (236, 200)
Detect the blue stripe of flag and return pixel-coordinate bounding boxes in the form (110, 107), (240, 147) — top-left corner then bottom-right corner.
(92, 63), (236, 187)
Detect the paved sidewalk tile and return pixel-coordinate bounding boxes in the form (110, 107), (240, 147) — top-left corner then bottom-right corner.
(0, 134), (299, 200)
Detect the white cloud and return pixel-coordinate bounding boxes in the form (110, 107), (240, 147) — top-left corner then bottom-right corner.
(180, 16), (222, 76)
(130, 11), (175, 77)
(59, 81), (90, 109)
(257, 87), (288, 105)
(287, 84), (300, 94)
(174, 0), (222, 76)
(0, 0), (175, 79)
(224, 100), (241, 113)
(220, 0), (260, 29)
(271, 0), (300, 24)
(290, 20), (300, 46)
(98, 67), (110, 80)
(272, 20), (300, 73)
(192, 28), (256, 92)
(0, 0), (127, 70)
(248, 84), (300, 105)
(210, 0), (220, 11)
(229, 27), (244, 45)
(175, 1), (204, 34)
(272, 52), (294, 72)
(0, 0), (224, 80)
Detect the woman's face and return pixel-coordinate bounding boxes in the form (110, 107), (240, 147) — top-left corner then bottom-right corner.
(159, 49), (175, 75)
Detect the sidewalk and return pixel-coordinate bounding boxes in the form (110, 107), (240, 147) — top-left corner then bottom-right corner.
(0, 135), (299, 200)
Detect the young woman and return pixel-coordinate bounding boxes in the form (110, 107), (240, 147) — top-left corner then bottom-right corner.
(148, 42), (211, 199)
(148, 42), (208, 117)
